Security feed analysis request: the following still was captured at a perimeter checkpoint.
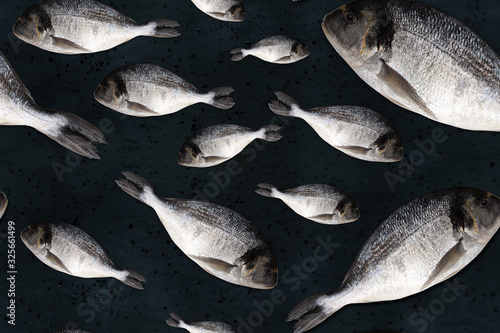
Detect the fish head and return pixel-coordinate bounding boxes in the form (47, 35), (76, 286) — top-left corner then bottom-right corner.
(322, 0), (391, 68)
(94, 73), (128, 111)
(239, 246), (278, 289)
(21, 222), (51, 254)
(0, 192), (7, 219)
(13, 4), (53, 46)
(291, 41), (310, 61)
(227, 4), (246, 22)
(177, 142), (203, 166)
(460, 190), (500, 240)
(372, 130), (403, 162)
(335, 198), (360, 223)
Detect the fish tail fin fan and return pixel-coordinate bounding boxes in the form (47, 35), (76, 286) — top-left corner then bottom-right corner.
(268, 91), (300, 117)
(255, 183), (278, 198)
(119, 269), (146, 290)
(42, 108), (107, 159)
(0, 192), (7, 219)
(145, 19), (181, 38)
(287, 292), (343, 333)
(208, 86), (235, 109)
(115, 171), (159, 206)
(230, 48), (246, 61)
(166, 313), (185, 328)
(259, 124), (282, 142)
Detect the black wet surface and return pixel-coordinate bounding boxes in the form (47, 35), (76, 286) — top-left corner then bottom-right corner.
(0, 0), (500, 332)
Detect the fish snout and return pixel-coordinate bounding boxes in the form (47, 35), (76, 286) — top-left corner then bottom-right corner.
(229, 5), (245, 21)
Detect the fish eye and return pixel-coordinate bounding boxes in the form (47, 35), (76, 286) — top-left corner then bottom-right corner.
(264, 266), (273, 274)
(343, 11), (357, 24)
(479, 198), (489, 208)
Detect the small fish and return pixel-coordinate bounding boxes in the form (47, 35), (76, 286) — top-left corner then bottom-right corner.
(0, 52), (106, 159)
(268, 91), (402, 162)
(166, 313), (236, 333)
(177, 124), (282, 167)
(191, 0), (245, 22)
(255, 184), (359, 225)
(116, 172), (278, 289)
(21, 221), (146, 289)
(288, 188), (500, 332)
(0, 192), (7, 220)
(13, 0), (180, 55)
(95, 63), (234, 117)
(322, 0), (500, 131)
(230, 35), (309, 64)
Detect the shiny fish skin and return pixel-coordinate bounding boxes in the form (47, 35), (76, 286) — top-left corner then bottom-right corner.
(287, 188), (500, 332)
(94, 63), (234, 117)
(255, 184), (359, 225)
(322, 0), (500, 131)
(177, 124), (282, 167)
(116, 171), (278, 289)
(21, 221), (146, 289)
(268, 91), (402, 162)
(0, 51), (106, 159)
(230, 35), (310, 64)
(13, 0), (180, 55)
(0, 192), (7, 220)
(166, 313), (236, 333)
(191, 0), (245, 22)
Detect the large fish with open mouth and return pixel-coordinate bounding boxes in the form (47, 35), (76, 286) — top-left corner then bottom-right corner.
(322, 0), (500, 131)
(288, 188), (500, 332)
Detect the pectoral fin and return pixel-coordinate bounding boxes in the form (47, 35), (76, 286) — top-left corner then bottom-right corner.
(203, 156), (228, 163)
(274, 55), (292, 63)
(50, 35), (91, 53)
(46, 249), (71, 274)
(422, 238), (466, 290)
(336, 145), (371, 155)
(126, 101), (158, 115)
(191, 255), (237, 274)
(309, 214), (335, 222)
(208, 12), (225, 18)
(377, 60), (437, 120)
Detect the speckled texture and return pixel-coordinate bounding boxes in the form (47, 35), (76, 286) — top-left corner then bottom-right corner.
(1, 0), (500, 332)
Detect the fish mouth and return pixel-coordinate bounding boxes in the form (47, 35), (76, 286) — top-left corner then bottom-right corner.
(0, 192), (7, 219)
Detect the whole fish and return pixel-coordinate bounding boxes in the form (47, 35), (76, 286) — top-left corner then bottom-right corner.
(177, 124), (282, 167)
(166, 313), (236, 333)
(116, 171), (278, 289)
(0, 52), (106, 159)
(255, 184), (359, 225)
(268, 91), (402, 162)
(322, 0), (500, 131)
(21, 221), (146, 289)
(288, 188), (500, 332)
(95, 63), (234, 117)
(0, 192), (7, 219)
(191, 0), (245, 22)
(13, 0), (180, 55)
(230, 36), (310, 64)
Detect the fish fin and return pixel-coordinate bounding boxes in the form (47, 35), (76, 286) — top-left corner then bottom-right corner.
(208, 86), (235, 109)
(0, 192), (7, 219)
(268, 91), (300, 117)
(119, 269), (146, 290)
(126, 100), (158, 115)
(259, 124), (282, 142)
(41, 108), (107, 159)
(274, 55), (292, 63)
(336, 145), (372, 155)
(255, 183), (278, 198)
(166, 313), (184, 327)
(50, 35), (91, 53)
(191, 255), (237, 273)
(144, 19), (180, 38)
(207, 11), (226, 18)
(422, 238), (466, 290)
(230, 48), (246, 61)
(377, 60), (437, 120)
(46, 249), (71, 274)
(115, 171), (159, 206)
(309, 214), (335, 222)
(203, 156), (228, 163)
(287, 292), (340, 333)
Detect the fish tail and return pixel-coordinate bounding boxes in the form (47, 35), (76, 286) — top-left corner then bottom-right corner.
(0, 192), (7, 219)
(144, 19), (181, 38)
(208, 86), (235, 109)
(259, 124), (282, 142)
(119, 268), (146, 290)
(166, 313), (185, 328)
(41, 108), (107, 159)
(255, 183), (279, 198)
(230, 48), (246, 61)
(268, 91), (300, 118)
(115, 171), (160, 207)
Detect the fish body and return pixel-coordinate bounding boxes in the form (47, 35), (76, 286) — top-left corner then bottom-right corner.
(255, 184), (359, 224)
(0, 51), (106, 158)
(13, 0), (179, 54)
(268, 91), (402, 162)
(166, 313), (236, 333)
(0, 192), (7, 219)
(231, 35), (309, 64)
(94, 63), (234, 117)
(322, 0), (500, 131)
(288, 188), (500, 332)
(177, 124), (282, 167)
(191, 0), (245, 22)
(116, 172), (278, 289)
(21, 221), (146, 289)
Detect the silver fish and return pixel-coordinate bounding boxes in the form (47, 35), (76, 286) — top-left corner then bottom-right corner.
(288, 188), (500, 332)
(116, 172), (278, 289)
(0, 51), (106, 159)
(268, 91), (402, 162)
(322, 0), (500, 131)
(0, 192), (7, 220)
(177, 124), (282, 167)
(191, 0), (245, 22)
(94, 63), (234, 117)
(21, 221), (146, 289)
(13, 0), (180, 55)
(230, 35), (310, 64)
(255, 184), (359, 225)
(166, 313), (236, 333)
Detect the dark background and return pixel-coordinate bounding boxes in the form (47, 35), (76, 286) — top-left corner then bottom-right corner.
(1, 0), (500, 332)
